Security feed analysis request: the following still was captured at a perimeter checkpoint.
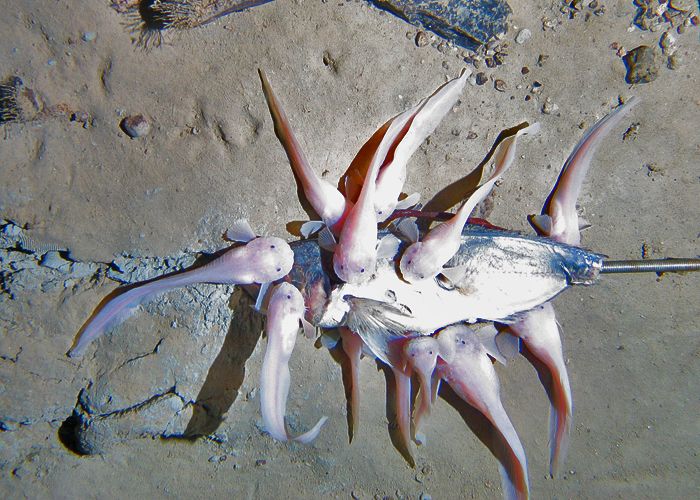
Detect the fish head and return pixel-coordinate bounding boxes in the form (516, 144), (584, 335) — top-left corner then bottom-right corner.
(245, 237), (295, 283)
(399, 242), (432, 283)
(333, 248), (376, 284)
(436, 324), (479, 361)
(269, 282), (305, 318)
(403, 336), (439, 377)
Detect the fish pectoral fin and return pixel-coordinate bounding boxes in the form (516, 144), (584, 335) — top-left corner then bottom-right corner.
(528, 213), (552, 236)
(394, 192), (421, 210)
(226, 219), (258, 242)
(317, 226), (337, 252)
(439, 265), (468, 284)
(254, 281), (271, 312)
(300, 220), (326, 239)
(301, 317), (317, 339)
(474, 324), (510, 365)
(376, 234), (401, 260)
(395, 218), (419, 243)
(343, 295), (412, 366)
(495, 330), (521, 363)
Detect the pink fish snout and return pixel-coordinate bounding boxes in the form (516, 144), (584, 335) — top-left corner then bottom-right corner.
(245, 237), (295, 283)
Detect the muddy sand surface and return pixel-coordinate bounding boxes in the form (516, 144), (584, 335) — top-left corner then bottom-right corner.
(1, 0), (698, 498)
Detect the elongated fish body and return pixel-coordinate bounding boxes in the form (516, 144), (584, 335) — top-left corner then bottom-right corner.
(260, 282), (328, 443)
(374, 70), (470, 221)
(69, 237), (294, 357)
(506, 98), (638, 475)
(259, 69), (350, 231)
(436, 325), (529, 500)
(400, 123), (539, 282)
(333, 103), (418, 283)
(530, 97), (639, 245)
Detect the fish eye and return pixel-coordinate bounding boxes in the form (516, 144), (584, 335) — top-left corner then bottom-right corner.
(287, 294), (291, 299)
(276, 267), (282, 272)
(428, 350), (433, 355)
(270, 244), (276, 249)
(360, 268), (365, 273)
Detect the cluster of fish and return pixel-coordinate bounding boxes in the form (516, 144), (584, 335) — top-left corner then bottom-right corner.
(69, 69), (639, 499)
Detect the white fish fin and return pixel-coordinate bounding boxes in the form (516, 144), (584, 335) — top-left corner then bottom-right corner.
(474, 325), (508, 365)
(396, 218), (419, 243)
(376, 234), (401, 260)
(293, 415), (329, 444)
(528, 214), (552, 236)
(495, 331), (521, 363)
(430, 372), (441, 403)
(343, 295), (412, 366)
(439, 265), (467, 284)
(394, 192), (421, 210)
(226, 219), (257, 242)
(300, 220), (325, 239)
(317, 226), (337, 251)
(497, 462), (519, 500)
(254, 281), (271, 312)
(301, 317), (316, 339)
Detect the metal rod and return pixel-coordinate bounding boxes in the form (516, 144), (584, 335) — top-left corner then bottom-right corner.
(600, 258), (700, 274)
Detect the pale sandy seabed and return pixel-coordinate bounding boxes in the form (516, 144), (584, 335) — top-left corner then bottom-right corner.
(0, 0), (699, 498)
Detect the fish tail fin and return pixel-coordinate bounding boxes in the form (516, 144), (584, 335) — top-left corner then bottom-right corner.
(548, 369), (573, 476)
(294, 416), (329, 444)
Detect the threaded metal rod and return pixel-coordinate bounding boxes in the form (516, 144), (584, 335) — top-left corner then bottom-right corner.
(600, 258), (700, 274)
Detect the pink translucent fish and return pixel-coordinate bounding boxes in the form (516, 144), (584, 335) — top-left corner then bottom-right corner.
(260, 282), (328, 444)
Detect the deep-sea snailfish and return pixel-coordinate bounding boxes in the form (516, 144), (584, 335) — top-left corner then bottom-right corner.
(68, 222), (293, 358)
(260, 282), (328, 443)
(399, 123), (539, 283)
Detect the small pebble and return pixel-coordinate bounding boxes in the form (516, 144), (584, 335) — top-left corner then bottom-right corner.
(466, 131), (478, 139)
(623, 45), (660, 84)
(415, 31), (429, 47)
(82, 31), (97, 42)
(531, 81), (543, 94)
(515, 28), (532, 44)
(475, 72), (488, 85)
(121, 114), (150, 138)
(494, 79), (507, 92)
(47, 59), (56, 66)
(537, 54), (549, 66)
(255, 459), (267, 466)
(521, 66), (530, 75)
(542, 98), (559, 115)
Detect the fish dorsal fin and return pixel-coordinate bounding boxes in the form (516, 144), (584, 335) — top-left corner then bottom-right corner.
(254, 281), (271, 312)
(528, 214), (552, 236)
(300, 220), (325, 238)
(495, 330), (521, 362)
(376, 234), (401, 260)
(396, 218), (419, 243)
(395, 192), (421, 210)
(474, 324), (508, 365)
(226, 219), (257, 242)
(317, 226), (337, 251)
(439, 265), (467, 285)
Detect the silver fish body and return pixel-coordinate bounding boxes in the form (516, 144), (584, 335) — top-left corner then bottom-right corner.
(288, 224), (603, 363)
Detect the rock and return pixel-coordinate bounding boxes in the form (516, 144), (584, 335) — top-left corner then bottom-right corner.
(368, 0), (512, 50)
(121, 114), (151, 138)
(515, 28), (531, 44)
(623, 45), (660, 84)
(40, 251), (69, 270)
(475, 72), (488, 85)
(414, 30), (430, 47)
(81, 31), (97, 42)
